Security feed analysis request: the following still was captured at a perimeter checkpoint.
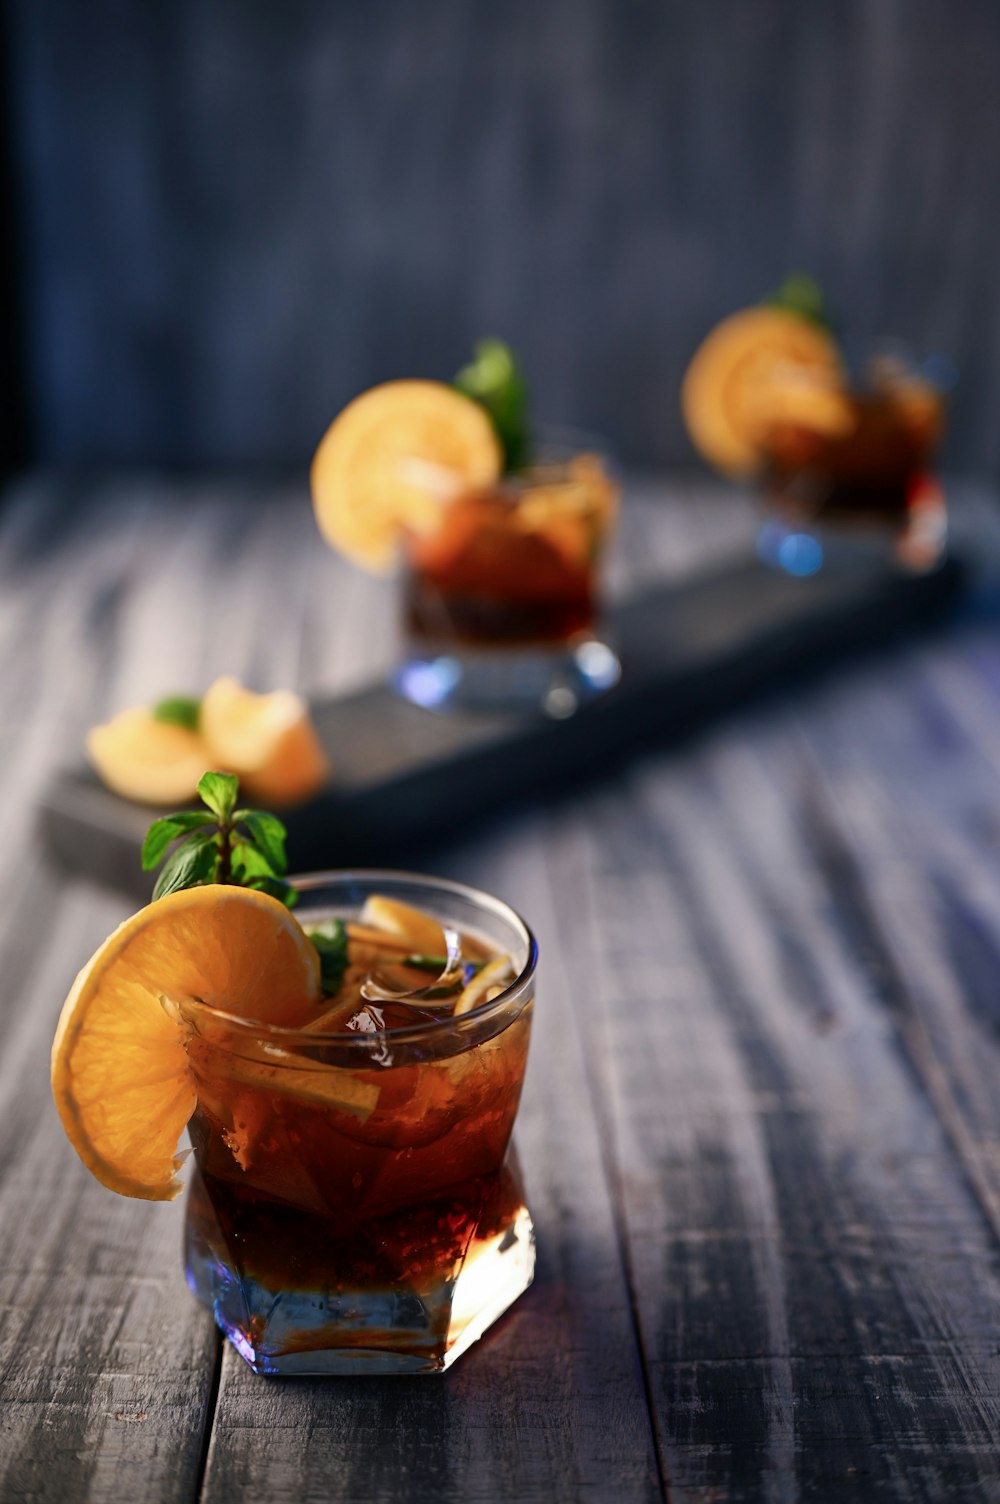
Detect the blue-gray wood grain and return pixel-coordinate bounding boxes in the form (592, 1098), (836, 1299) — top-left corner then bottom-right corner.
(6, 1), (1000, 472)
(3, 473), (1000, 1500)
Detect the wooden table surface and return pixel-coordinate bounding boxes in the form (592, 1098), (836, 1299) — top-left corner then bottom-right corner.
(3, 473), (1000, 1504)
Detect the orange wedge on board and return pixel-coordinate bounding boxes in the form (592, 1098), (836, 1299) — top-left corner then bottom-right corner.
(85, 708), (211, 806)
(200, 677), (329, 806)
(51, 886), (321, 1200)
(310, 380), (502, 571)
(681, 307), (845, 475)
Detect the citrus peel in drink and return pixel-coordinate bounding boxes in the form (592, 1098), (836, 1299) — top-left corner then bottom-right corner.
(310, 380), (502, 571)
(454, 955), (515, 1016)
(682, 306), (845, 475)
(359, 894), (447, 956)
(51, 886), (321, 1200)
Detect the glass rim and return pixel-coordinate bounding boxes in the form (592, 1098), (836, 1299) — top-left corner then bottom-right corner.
(184, 868), (538, 1049)
(514, 422), (619, 477)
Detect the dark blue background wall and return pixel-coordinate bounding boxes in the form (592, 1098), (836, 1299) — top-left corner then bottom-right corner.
(7, 0), (1000, 472)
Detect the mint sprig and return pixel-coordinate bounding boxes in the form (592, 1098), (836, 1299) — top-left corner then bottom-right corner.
(454, 338), (531, 473)
(142, 771), (297, 908)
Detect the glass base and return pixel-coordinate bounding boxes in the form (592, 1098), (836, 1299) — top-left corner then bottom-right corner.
(184, 1182), (536, 1376)
(391, 635), (621, 717)
(757, 518), (950, 577)
(757, 481), (948, 578)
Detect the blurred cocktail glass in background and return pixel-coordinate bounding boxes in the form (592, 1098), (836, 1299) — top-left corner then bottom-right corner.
(398, 431), (620, 714)
(756, 351), (948, 575)
(683, 280), (950, 575)
(312, 344), (621, 716)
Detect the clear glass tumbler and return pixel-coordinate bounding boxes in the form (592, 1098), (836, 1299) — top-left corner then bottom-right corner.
(393, 431), (621, 716)
(755, 358), (949, 577)
(183, 871), (537, 1375)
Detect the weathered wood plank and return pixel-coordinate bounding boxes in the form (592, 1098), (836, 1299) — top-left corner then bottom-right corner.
(789, 596), (1000, 1249)
(539, 700), (1000, 1500)
(0, 864), (222, 1504)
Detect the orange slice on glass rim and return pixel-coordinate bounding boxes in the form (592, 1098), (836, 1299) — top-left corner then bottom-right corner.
(85, 708), (211, 806)
(200, 677), (329, 806)
(51, 886), (321, 1200)
(681, 307), (847, 475)
(310, 380), (502, 572)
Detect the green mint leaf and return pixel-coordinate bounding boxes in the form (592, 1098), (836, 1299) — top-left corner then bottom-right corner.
(454, 337), (531, 473)
(244, 873), (298, 909)
(141, 811), (217, 871)
(230, 839), (279, 883)
(765, 272), (832, 332)
(229, 841), (296, 907)
(306, 918), (349, 997)
(234, 809), (288, 876)
(152, 830), (220, 900)
(198, 771), (239, 823)
(150, 695), (202, 732)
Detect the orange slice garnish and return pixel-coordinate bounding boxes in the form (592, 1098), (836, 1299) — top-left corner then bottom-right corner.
(200, 677), (329, 806)
(310, 380), (502, 572)
(682, 307), (845, 475)
(51, 886), (321, 1200)
(85, 708), (211, 806)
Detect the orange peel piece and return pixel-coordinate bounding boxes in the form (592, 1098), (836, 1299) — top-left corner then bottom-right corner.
(454, 955), (516, 1016)
(357, 894), (447, 956)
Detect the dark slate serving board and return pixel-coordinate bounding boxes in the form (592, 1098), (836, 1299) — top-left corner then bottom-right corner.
(39, 553), (966, 899)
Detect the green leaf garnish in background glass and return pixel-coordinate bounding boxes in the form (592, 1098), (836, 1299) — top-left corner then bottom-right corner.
(765, 273), (833, 333)
(151, 695), (202, 732)
(454, 338), (531, 473)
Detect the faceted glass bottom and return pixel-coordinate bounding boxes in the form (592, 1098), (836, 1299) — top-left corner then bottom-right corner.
(184, 1164), (536, 1376)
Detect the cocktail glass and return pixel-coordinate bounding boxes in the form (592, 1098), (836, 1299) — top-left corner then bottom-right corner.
(183, 870), (537, 1375)
(393, 431), (621, 716)
(755, 357), (949, 576)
